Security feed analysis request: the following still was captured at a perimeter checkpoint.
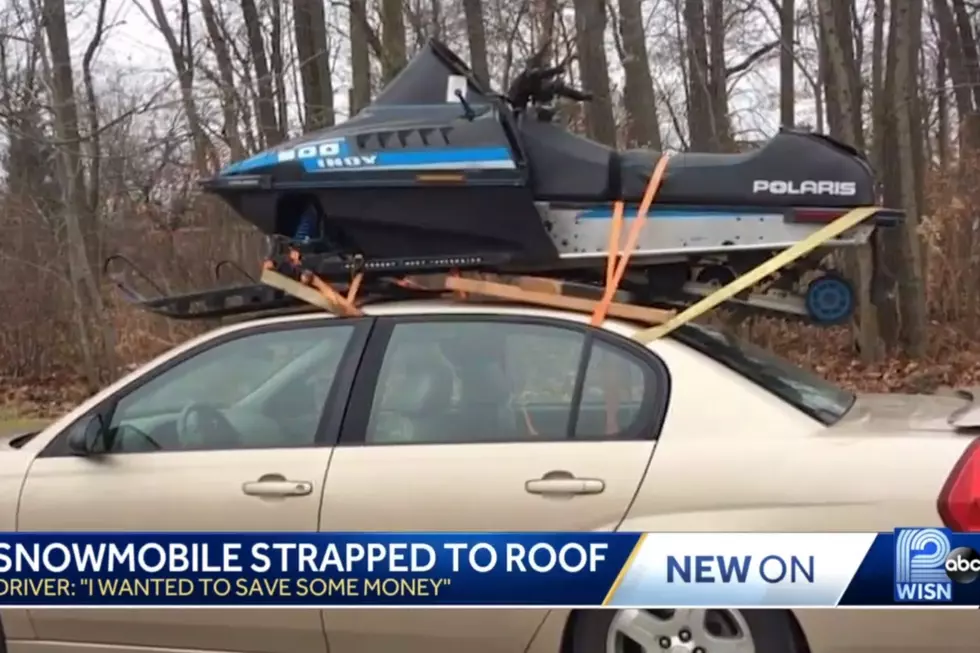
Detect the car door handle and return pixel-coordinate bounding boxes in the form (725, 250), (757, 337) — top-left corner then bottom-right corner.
(525, 474), (606, 496)
(242, 475), (313, 498)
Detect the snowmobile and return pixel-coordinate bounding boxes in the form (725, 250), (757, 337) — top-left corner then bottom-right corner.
(111, 39), (902, 325)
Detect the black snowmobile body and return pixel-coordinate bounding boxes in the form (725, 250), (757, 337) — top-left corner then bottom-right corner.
(194, 39), (900, 324)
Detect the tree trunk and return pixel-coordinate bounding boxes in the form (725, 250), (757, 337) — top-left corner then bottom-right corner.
(892, 0), (928, 355)
(41, 0), (117, 386)
(292, 0), (334, 130)
(779, 0), (795, 128)
(536, 0), (558, 59)
(934, 0), (980, 150)
(684, 0), (713, 150)
(818, 0), (863, 149)
(936, 32), (950, 170)
(818, 0), (880, 361)
(349, 0), (372, 114)
(937, 47), (949, 167)
(381, 0), (408, 82)
(147, 0), (214, 171)
(462, 0), (490, 87)
(869, 0), (885, 173)
(616, 0), (662, 148)
(951, 0), (980, 111)
(572, 0), (617, 145)
(706, 0), (730, 149)
(201, 0), (245, 159)
(270, 0), (288, 139)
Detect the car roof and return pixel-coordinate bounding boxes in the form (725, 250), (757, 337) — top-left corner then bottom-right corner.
(219, 300), (652, 339)
(162, 300), (713, 375)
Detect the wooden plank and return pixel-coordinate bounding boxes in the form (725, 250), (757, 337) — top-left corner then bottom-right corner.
(260, 269), (361, 316)
(262, 268), (672, 325)
(428, 274), (674, 325)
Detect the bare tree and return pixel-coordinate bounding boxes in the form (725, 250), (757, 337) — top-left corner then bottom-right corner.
(41, 0), (117, 386)
(200, 0), (245, 159)
(349, 0), (372, 113)
(684, 0), (713, 149)
(612, 0), (663, 148)
(145, 0), (216, 171)
(293, 0), (335, 130)
(572, 0), (616, 145)
(239, 0), (285, 140)
(381, 0), (408, 82)
(889, 0), (928, 355)
(462, 0), (491, 86)
(778, 0), (795, 128)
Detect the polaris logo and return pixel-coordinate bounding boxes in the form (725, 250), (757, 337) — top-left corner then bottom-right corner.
(752, 180), (857, 196)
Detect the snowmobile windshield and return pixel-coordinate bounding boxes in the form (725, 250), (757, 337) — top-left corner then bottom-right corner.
(371, 40), (492, 106)
(672, 323), (856, 426)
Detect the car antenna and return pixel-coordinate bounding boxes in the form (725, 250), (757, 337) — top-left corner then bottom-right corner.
(455, 89), (476, 121)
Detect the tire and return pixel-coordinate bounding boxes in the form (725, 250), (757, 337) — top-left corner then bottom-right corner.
(569, 608), (803, 653)
(803, 272), (855, 326)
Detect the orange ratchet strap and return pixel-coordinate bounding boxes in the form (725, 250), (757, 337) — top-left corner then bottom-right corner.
(590, 154), (671, 326)
(590, 155), (670, 435)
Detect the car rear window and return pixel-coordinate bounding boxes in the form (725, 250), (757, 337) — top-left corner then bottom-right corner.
(671, 323), (856, 425)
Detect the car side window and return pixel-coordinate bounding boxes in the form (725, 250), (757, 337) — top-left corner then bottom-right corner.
(575, 340), (647, 438)
(364, 319), (654, 444)
(80, 324), (354, 454)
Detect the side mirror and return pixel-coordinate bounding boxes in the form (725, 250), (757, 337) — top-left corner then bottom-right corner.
(66, 414), (107, 455)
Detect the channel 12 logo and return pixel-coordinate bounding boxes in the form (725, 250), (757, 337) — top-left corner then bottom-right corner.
(894, 527), (980, 602)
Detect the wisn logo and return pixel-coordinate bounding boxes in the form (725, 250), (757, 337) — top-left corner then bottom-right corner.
(894, 528), (980, 602)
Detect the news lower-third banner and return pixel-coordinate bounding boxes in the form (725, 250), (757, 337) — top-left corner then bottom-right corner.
(0, 530), (977, 607)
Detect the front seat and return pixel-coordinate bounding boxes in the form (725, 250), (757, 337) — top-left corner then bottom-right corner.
(407, 357), (457, 442)
(455, 362), (520, 441)
(368, 348), (456, 443)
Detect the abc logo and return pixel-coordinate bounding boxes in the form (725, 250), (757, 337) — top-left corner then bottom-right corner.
(945, 546), (980, 584)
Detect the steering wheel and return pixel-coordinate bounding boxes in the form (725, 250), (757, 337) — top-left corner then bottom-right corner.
(177, 403), (242, 450)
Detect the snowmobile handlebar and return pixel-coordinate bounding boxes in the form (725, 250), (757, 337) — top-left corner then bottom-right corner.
(506, 64), (593, 109)
(552, 82), (592, 102)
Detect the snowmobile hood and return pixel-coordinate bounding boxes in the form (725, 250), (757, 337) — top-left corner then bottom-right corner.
(210, 40), (500, 180)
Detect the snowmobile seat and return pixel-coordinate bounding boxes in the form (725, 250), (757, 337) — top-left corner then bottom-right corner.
(616, 132), (873, 207)
(520, 121), (876, 207)
(519, 118), (614, 201)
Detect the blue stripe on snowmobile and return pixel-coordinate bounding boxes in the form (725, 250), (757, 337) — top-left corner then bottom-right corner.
(576, 206), (782, 220)
(375, 147), (513, 166)
(220, 146), (514, 176)
(298, 147), (515, 171)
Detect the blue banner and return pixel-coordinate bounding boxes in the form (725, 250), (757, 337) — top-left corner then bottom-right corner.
(0, 533), (639, 607)
(3, 530), (980, 607)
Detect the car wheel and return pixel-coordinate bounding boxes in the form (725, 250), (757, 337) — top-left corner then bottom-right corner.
(570, 608), (802, 653)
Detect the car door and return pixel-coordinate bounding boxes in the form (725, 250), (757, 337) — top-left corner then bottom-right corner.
(319, 313), (670, 653)
(17, 316), (372, 653)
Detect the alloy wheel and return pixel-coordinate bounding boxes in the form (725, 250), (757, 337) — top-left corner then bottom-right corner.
(606, 608), (757, 653)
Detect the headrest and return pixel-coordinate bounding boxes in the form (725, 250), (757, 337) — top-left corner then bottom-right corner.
(415, 358), (456, 414)
(376, 346), (456, 414)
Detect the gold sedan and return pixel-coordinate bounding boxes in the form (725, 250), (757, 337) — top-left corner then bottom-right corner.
(3, 300), (977, 653)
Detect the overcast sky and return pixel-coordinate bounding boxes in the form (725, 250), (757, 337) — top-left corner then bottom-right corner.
(63, 0), (822, 150)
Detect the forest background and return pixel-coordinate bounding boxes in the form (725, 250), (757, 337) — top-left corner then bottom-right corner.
(0, 0), (971, 418)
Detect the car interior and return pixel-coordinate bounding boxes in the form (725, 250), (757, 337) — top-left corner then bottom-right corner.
(102, 328), (353, 452)
(366, 324), (645, 444)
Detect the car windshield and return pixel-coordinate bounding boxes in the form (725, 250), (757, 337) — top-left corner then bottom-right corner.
(672, 323), (856, 425)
